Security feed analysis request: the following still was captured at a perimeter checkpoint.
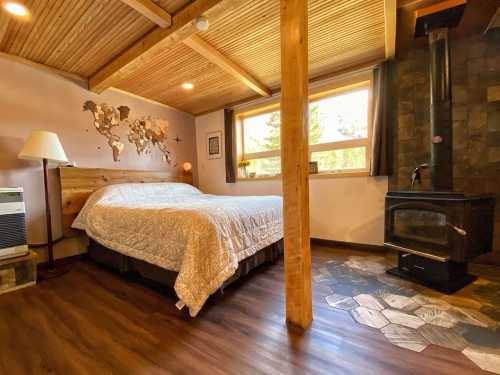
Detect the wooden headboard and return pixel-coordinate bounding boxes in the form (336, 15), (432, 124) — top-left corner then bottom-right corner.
(59, 167), (192, 236)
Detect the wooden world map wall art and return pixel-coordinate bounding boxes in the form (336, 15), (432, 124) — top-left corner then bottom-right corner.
(83, 101), (172, 162)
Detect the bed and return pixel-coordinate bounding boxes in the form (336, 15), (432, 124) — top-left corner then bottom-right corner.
(59, 167), (283, 317)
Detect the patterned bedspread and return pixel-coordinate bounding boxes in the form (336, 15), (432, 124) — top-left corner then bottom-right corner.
(72, 183), (283, 316)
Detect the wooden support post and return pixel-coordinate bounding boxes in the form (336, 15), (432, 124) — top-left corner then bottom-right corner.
(280, 0), (312, 329)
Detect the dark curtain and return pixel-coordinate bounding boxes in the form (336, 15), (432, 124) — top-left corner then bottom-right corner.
(370, 61), (392, 177)
(224, 108), (236, 183)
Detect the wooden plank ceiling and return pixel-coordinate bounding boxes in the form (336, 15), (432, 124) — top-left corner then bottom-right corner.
(114, 0), (386, 114)
(0, 0), (189, 77)
(0, 0), (387, 115)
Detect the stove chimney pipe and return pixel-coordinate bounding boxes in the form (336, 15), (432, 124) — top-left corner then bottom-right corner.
(429, 28), (453, 191)
(414, 0), (466, 192)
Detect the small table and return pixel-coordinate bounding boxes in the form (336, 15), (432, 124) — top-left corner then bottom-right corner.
(0, 251), (37, 295)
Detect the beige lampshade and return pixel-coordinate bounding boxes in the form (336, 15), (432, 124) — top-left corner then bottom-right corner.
(18, 130), (69, 164)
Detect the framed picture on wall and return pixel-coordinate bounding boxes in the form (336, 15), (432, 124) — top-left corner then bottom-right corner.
(206, 131), (222, 159)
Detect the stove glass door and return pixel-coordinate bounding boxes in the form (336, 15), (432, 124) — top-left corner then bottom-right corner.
(393, 209), (448, 246)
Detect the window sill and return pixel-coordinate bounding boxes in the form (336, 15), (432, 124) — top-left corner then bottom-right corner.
(236, 175), (281, 182)
(236, 170), (370, 182)
(310, 171), (370, 179)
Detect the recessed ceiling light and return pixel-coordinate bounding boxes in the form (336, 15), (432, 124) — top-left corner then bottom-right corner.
(182, 82), (194, 90)
(4, 2), (28, 17)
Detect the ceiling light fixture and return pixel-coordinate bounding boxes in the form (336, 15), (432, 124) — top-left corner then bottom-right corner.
(181, 82), (194, 90)
(195, 17), (209, 31)
(4, 2), (28, 17)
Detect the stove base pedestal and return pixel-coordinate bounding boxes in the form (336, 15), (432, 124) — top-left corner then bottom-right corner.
(387, 252), (477, 294)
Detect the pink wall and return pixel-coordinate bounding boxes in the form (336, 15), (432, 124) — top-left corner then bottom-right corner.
(0, 57), (197, 244)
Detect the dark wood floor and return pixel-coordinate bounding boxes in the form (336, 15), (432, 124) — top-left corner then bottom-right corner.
(0, 245), (491, 375)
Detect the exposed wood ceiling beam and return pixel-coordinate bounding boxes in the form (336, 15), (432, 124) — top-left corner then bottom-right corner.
(195, 57), (384, 117)
(397, 0), (430, 8)
(384, 0), (397, 58)
(119, 0), (172, 27)
(183, 35), (271, 97)
(89, 0), (240, 94)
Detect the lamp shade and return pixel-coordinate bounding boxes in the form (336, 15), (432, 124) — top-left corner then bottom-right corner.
(18, 130), (69, 164)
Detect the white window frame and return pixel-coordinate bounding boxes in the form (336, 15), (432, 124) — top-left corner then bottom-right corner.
(235, 72), (374, 179)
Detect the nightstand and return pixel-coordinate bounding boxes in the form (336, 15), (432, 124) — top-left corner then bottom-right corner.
(0, 251), (37, 295)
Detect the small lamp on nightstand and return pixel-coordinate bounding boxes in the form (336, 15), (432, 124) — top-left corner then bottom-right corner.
(18, 130), (69, 280)
(182, 162), (193, 174)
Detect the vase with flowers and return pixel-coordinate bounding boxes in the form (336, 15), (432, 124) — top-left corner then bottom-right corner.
(238, 159), (250, 178)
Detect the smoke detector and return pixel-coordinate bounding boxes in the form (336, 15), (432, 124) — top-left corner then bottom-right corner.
(195, 17), (209, 31)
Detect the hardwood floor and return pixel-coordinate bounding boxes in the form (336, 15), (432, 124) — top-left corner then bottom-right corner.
(0, 245), (491, 375)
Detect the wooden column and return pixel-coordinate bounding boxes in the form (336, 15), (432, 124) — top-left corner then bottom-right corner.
(280, 0), (312, 329)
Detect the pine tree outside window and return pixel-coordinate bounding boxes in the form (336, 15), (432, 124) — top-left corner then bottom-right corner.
(235, 76), (372, 179)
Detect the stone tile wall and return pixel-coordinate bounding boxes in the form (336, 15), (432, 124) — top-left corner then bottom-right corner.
(388, 29), (500, 264)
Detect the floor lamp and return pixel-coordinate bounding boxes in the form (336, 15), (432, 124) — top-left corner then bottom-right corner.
(18, 130), (69, 279)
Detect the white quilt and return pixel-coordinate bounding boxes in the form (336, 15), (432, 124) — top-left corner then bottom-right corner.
(72, 183), (283, 316)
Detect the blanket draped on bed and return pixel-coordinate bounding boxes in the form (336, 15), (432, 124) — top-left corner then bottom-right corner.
(72, 183), (283, 316)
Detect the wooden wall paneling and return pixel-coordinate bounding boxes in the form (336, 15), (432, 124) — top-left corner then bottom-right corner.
(183, 34), (271, 97)
(59, 167), (191, 236)
(384, 0), (397, 58)
(119, 0), (172, 27)
(280, 0), (313, 329)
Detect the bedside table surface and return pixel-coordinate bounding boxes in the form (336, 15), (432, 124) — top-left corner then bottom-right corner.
(0, 251), (37, 267)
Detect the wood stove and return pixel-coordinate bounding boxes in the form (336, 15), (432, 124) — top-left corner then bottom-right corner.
(385, 0), (496, 293)
(385, 191), (495, 293)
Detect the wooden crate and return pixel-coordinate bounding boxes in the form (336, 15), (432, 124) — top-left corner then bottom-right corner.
(0, 251), (37, 295)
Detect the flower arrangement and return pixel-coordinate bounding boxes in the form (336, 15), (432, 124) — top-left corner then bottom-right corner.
(238, 159), (251, 178)
(238, 160), (250, 168)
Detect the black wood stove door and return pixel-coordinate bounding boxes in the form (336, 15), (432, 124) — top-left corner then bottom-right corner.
(385, 200), (465, 260)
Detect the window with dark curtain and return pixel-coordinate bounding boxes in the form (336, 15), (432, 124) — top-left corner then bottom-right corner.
(370, 60), (393, 177)
(224, 108), (236, 183)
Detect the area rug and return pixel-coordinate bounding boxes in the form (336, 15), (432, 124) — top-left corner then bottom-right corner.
(314, 255), (500, 374)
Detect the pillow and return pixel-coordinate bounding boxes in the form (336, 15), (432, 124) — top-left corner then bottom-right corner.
(72, 182), (202, 230)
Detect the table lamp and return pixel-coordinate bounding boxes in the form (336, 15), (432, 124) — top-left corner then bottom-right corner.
(18, 130), (69, 279)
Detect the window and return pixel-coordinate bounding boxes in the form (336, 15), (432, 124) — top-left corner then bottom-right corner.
(240, 110), (282, 176)
(236, 78), (372, 178)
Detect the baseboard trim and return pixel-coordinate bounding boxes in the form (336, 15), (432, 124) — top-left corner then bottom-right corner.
(36, 253), (87, 268)
(310, 238), (387, 252)
(28, 236), (65, 248)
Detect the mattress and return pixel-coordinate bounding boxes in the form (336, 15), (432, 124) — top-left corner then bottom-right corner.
(72, 182), (283, 316)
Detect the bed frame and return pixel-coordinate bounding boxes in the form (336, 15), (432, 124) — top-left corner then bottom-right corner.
(59, 167), (283, 303)
(59, 166), (193, 237)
